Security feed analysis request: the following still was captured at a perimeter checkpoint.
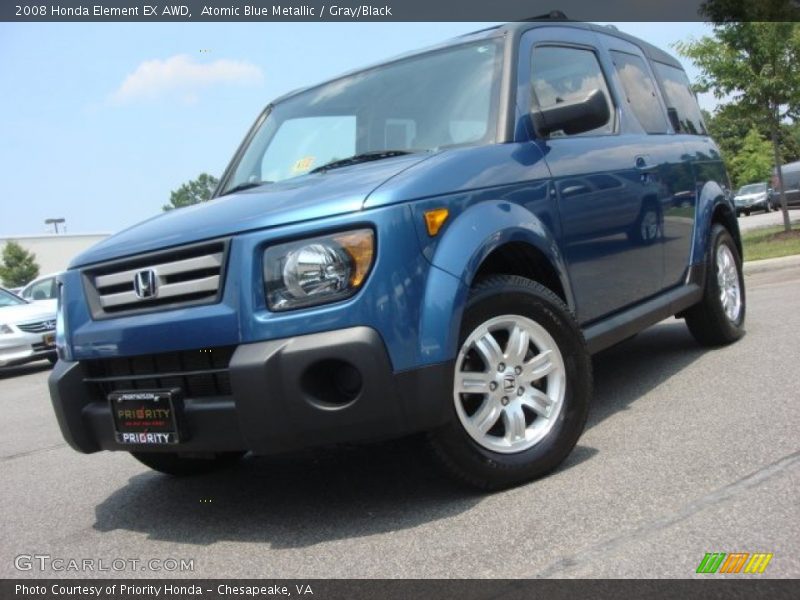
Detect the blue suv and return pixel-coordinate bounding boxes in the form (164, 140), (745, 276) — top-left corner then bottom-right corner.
(49, 21), (745, 489)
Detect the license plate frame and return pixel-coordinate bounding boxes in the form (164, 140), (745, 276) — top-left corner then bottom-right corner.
(109, 389), (184, 445)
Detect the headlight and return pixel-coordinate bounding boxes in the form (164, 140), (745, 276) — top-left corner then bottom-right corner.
(264, 228), (375, 311)
(0, 324), (13, 335)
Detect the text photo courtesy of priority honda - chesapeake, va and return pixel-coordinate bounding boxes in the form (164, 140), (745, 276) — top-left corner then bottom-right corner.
(1, 1), (798, 597)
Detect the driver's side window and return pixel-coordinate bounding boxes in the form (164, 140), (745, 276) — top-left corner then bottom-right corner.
(531, 45), (615, 137)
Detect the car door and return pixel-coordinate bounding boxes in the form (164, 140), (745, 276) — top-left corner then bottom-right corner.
(518, 26), (668, 323)
(649, 59), (717, 283)
(778, 164), (800, 206)
(601, 35), (698, 293)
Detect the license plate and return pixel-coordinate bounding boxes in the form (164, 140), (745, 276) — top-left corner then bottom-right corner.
(109, 389), (183, 445)
(42, 333), (55, 347)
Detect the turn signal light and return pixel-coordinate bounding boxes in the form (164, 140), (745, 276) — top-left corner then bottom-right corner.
(424, 208), (449, 237)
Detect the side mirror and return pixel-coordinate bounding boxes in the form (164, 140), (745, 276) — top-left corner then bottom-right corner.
(531, 89), (610, 138)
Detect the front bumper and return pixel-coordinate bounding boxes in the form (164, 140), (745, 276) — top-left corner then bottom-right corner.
(0, 332), (56, 367)
(735, 197), (767, 211)
(49, 327), (452, 455)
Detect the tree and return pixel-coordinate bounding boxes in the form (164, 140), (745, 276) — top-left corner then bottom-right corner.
(704, 104), (800, 172)
(676, 6), (800, 231)
(163, 173), (219, 211)
(0, 241), (40, 288)
(779, 119), (800, 164)
(702, 105), (751, 178)
(729, 128), (774, 188)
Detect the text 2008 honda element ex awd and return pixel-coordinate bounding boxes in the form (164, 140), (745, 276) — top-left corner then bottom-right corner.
(49, 21), (745, 489)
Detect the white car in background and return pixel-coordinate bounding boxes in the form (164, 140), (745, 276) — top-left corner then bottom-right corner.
(0, 287), (57, 367)
(18, 272), (60, 311)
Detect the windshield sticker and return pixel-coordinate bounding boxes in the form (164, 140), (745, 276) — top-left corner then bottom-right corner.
(293, 156), (315, 173)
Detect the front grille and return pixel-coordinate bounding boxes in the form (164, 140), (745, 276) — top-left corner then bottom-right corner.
(82, 346), (235, 398)
(84, 240), (228, 317)
(17, 320), (56, 333)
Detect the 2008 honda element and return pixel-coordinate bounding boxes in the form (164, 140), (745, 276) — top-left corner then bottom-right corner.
(50, 21), (744, 489)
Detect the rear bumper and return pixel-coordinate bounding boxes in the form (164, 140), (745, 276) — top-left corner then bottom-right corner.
(48, 327), (452, 455)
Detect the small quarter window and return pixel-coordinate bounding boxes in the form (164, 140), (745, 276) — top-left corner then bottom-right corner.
(531, 45), (615, 136)
(652, 62), (707, 135)
(610, 50), (668, 134)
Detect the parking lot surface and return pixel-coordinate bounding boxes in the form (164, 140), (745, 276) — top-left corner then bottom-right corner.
(1, 266), (798, 579)
(737, 207), (799, 232)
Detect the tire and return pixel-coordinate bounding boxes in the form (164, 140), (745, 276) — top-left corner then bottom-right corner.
(684, 224), (745, 346)
(429, 275), (592, 490)
(131, 451), (245, 476)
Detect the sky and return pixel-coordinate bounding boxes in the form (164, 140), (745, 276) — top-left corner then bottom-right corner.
(0, 21), (712, 237)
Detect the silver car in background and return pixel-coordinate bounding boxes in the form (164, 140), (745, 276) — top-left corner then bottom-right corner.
(734, 182), (773, 216)
(0, 287), (57, 367)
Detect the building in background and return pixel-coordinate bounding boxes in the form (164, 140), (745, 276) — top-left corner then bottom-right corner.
(0, 234), (109, 283)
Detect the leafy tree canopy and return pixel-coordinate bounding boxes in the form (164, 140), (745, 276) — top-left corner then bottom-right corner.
(163, 173), (220, 211)
(676, 2), (800, 230)
(0, 241), (40, 288)
(729, 128), (774, 188)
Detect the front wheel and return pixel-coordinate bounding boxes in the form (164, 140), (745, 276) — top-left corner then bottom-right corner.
(429, 275), (592, 490)
(684, 224), (745, 346)
(131, 451), (245, 476)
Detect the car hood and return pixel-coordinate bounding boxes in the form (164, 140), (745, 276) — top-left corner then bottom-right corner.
(0, 303), (56, 325)
(70, 153), (431, 268)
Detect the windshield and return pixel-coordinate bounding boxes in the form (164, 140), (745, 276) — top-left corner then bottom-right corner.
(738, 183), (766, 195)
(0, 288), (26, 307)
(221, 40), (502, 193)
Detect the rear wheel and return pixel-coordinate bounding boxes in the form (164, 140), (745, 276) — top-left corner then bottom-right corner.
(131, 451), (245, 476)
(429, 275), (592, 490)
(684, 224), (745, 346)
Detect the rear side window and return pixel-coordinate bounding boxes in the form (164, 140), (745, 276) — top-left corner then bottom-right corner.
(23, 278), (56, 300)
(610, 51), (668, 134)
(530, 45), (615, 136)
(652, 62), (707, 135)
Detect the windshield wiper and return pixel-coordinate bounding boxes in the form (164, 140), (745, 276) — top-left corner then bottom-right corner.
(309, 150), (413, 174)
(220, 181), (272, 197)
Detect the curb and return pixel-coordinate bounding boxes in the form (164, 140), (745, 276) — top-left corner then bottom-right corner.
(743, 253), (800, 275)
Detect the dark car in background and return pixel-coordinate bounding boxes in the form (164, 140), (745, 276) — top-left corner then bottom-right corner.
(773, 160), (800, 209)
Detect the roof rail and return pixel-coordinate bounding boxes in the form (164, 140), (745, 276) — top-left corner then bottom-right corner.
(524, 10), (569, 21)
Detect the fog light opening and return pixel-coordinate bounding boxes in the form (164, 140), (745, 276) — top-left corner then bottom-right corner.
(301, 359), (363, 407)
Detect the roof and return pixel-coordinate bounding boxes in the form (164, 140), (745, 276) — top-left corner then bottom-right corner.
(270, 20), (683, 106)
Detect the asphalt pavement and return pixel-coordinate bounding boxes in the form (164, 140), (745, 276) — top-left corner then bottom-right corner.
(1, 265), (798, 579)
(736, 206), (799, 232)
